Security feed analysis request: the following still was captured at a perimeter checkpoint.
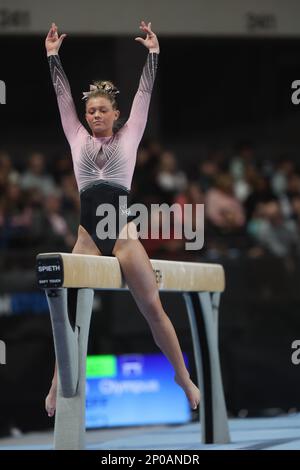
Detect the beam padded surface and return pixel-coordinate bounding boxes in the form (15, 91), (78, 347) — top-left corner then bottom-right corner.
(37, 252), (225, 292)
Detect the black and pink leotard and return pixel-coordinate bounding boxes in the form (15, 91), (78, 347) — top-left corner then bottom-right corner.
(48, 51), (158, 255)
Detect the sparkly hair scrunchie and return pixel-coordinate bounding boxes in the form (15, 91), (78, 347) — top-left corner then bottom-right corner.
(82, 83), (120, 100)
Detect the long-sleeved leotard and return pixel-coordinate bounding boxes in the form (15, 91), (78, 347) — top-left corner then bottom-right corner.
(48, 51), (158, 255)
(48, 52), (158, 193)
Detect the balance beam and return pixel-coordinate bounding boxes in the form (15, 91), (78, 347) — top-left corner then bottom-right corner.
(36, 252), (230, 449)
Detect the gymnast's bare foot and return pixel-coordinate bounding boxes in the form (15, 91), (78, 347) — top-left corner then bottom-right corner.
(174, 374), (201, 410)
(45, 383), (57, 417)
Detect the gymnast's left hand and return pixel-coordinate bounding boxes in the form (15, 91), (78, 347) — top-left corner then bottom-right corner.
(135, 21), (160, 54)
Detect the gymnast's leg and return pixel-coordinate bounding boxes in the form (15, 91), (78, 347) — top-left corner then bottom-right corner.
(112, 222), (201, 410)
(45, 225), (102, 417)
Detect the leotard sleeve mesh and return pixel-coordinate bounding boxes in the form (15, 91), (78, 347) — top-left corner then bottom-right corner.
(124, 52), (159, 143)
(48, 54), (86, 146)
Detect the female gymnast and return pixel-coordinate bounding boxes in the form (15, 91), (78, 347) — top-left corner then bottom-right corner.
(45, 21), (200, 417)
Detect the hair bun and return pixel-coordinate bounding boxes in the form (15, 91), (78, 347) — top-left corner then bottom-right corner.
(82, 80), (120, 100)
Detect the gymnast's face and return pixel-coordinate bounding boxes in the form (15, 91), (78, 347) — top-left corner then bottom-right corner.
(85, 96), (120, 137)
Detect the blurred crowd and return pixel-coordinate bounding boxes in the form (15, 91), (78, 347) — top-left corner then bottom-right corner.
(1, 139), (300, 266)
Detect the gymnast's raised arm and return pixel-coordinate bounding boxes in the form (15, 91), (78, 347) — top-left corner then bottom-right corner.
(125, 21), (160, 143)
(45, 22), (84, 145)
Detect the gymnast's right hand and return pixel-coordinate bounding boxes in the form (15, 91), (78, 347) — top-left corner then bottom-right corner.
(45, 22), (67, 56)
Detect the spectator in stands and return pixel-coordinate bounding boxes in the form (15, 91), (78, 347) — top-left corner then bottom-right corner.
(229, 140), (256, 181)
(52, 152), (74, 184)
(205, 173), (246, 230)
(0, 182), (33, 248)
(197, 158), (220, 192)
(20, 152), (56, 196)
(243, 174), (275, 221)
(290, 194), (300, 228)
(229, 141), (257, 202)
(155, 150), (187, 203)
(131, 147), (161, 204)
(174, 180), (205, 231)
(0, 151), (20, 187)
(205, 173), (250, 255)
(276, 171), (300, 220)
(271, 156), (295, 197)
(60, 173), (80, 212)
(60, 173), (80, 235)
(141, 205), (186, 260)
(247, 199), (300, 258)
(38, 193), (76, 250)
(286, 172), (300, 199)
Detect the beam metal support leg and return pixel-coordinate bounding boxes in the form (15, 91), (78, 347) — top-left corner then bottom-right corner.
(183, 291), (230, 444)
(46, 287), (94, 449)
